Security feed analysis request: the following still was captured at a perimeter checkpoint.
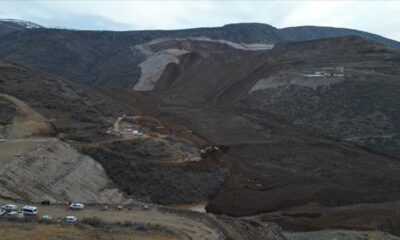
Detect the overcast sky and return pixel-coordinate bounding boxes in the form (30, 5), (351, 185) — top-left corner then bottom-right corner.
(0, 1), (399, 41)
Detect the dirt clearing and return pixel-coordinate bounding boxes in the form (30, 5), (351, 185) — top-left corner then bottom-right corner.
(0, 198), (225, 240)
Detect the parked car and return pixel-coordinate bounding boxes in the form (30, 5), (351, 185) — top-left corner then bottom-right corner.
(0, 209), (6, 216)
(69, 203), (84, 210)
(64, 216), (77, 223)
(6, 211), (24, 219)
(21, 205), (38, 216)
(1, 204), (17, 211)
(132, 130), (144, 136)
(40, 215), (52, 221)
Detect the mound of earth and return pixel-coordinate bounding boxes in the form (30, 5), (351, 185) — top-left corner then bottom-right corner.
(83, 138), (229, 204)
(0, 138), (125, 203)
(259, 201), (400, 236)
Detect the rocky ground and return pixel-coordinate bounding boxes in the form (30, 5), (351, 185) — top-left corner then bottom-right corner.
(247, 37), (400, 155)
(1, 24), (400, 238)
(284, 230), (400, 240)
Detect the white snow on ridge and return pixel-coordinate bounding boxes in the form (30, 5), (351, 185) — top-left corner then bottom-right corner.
(0, 19), (43, 29)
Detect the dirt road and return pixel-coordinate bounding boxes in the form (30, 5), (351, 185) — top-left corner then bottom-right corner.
(0, 93), (53, 138)
(0, 199), (225, 240)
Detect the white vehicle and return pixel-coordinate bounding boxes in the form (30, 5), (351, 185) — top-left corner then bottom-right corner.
(40, 215), (52, 221)
(132, 130), (143, 136)
(0, 209), (6, 216)
(6, 211), (24, 219)
(1, 204), (17, 211)
(65, 215), (77, 223)
(21, 205), (38, 216)
(69, 203), (84, 210)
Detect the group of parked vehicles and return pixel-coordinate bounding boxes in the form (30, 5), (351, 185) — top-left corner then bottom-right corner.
(0, 202), (85, 223)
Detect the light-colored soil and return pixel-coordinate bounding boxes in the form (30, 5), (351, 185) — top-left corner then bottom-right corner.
(172, 202), (207, 213)
(0, 138), (126, 204)
(0, 93), (53, 138)
(134, 49), (189, 91)
(0, 138), (44, 164)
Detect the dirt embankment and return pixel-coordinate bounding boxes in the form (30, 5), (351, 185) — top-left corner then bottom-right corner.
(0, 138), (126, 204)
(284, 230), (400, 240)
(0, 93), (125, 204)
(257, 201), (400, 237)
(0, 93), (54, 138)
(83, 139), (229, 204)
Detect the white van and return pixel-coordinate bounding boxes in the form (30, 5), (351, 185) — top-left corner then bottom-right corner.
(21, 205), (38, 216)
(65, 215), (77, 223)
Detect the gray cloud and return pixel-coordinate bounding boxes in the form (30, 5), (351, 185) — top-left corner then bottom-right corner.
(37, 14), (134, 31)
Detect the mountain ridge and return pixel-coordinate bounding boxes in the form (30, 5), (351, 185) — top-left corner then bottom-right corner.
(0, 19), (398, 46)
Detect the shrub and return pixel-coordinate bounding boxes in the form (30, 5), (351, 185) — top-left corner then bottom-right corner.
(81, 217), (105, 227)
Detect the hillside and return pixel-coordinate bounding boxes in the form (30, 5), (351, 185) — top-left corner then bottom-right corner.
(1, 20), (400, 236)
(0, 19), (43, 36)
(128, 35), (400, 155)
(0, 58), (288, 239)
(0, 22), (398, 88)
(96, 37), (400, 234)
(279, 25), (400, 49)
(247, 36), (400, 155)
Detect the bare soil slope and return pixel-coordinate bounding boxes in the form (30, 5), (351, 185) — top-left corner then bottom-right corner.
(97, 37), (400, 235)
(2, 32), (400, 236)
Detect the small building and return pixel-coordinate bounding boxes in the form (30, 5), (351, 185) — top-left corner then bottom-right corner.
(303, 66), (345, 77)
